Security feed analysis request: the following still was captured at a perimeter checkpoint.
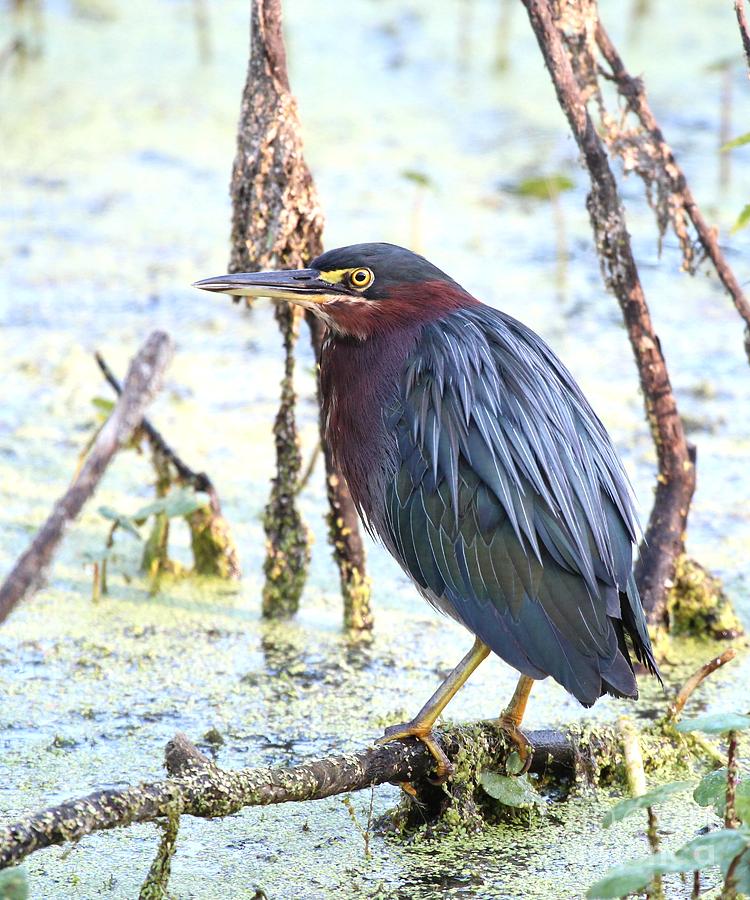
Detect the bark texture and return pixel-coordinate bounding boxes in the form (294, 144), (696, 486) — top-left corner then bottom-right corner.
(229, 0), (315, 617)
(229, 0), (370, 628)
(0, 332), (173, 625)
(521, 0), (696, 626)
(0, 725), (604, 869)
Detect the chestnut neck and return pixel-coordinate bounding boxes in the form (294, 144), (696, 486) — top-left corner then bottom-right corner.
(322, 279), (478, 341)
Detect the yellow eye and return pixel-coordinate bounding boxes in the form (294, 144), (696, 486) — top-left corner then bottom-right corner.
(349, 267), (374, 290)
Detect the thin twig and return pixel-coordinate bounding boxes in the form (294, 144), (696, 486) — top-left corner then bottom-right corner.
(735, 0), (750, 75)
(95, 352), (217, 507)
(723, 846), (747, 900)
(0, 333), (173, 625)
(725, 730), (740, 830)
(295, 441), (321, 495)
(646, 807), (664, 900)
(667, 649), (737, 721)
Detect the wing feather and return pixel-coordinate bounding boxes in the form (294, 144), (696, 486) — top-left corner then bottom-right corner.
(383, 305), (659, 705)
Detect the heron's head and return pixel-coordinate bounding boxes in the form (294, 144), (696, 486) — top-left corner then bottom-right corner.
(194, 242), (476, 339)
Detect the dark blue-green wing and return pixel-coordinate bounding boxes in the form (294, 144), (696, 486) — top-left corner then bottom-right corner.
(383, 306), (658, 706)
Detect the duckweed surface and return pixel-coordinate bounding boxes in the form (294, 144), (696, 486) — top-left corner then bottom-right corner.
(1, 1), (749, 896)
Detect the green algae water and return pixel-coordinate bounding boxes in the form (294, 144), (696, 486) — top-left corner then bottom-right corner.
(1, 0), (749, 896)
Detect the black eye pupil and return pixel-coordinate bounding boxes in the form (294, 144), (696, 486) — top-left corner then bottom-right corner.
(354, 270), (367, 284)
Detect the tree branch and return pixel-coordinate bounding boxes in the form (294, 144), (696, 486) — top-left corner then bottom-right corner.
(0, 332), (173, 625)
(95, 352), (215, 503)
(520, 0), (696, 624)
(594, 22), (750, 364)
(229, 0), (371, 629)
(2, 643), (733, 871)
(667, 648), (737, 720)
(0, 725), (576, 869)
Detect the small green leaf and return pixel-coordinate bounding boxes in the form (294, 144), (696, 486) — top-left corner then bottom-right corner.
(602, 781), (692, 827)
(0, 867), (29, 900)
(676, 713), (750, 734)
(505, 751), (525, 776)
(694, 768), (729, 808)
(587, 853), (689, 899)
(161, 489), (205, 518)
(132, 489), (205, 523)
(694, 768), (750, 817)
(98, 506), (141, 538)
(721, 131), (750, 152)
(731, 204), (750, 234)
(479, 771), (544, 808)
(509, 173), (575, 200)
(98, 505), (121, 522)
(676, 829), (750, 871)
(91, 396), (115, 414)
(401, 169), (433, 189)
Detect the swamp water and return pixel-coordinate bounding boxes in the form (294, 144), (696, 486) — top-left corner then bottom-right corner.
(1, 0), (750, 896)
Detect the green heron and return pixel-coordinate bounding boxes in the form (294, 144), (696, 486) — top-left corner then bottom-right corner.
(196, 242), (660, 779)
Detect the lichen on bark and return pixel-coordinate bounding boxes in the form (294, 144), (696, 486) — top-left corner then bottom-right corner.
(187, 503), (242, 580)
(228, 0), (371, 627)
(261, 303), (310, 617)
(228, 0), (321, 617)
(666, 555), (744, 640)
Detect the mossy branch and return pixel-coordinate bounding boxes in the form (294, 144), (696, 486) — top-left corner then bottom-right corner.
(229, 0), (370, 628)
(0, 714), (718, 872)
(0, 654), (733, 869)
(0, 726), (571, 870)
(521, 0), (696, 626)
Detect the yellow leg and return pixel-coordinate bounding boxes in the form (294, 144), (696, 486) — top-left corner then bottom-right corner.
(378, 637), (491, 781)
(499, 674), (535, 774)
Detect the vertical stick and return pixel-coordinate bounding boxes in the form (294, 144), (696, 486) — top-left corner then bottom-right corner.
(735, 0), (750, 74)
(229, 0), (371, 629)
(520, 0), (696, 624)
(262, 303), (310, 617)
(725, 730), (740, 829)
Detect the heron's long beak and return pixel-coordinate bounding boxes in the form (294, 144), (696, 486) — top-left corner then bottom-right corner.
(193, 268), (340, 303)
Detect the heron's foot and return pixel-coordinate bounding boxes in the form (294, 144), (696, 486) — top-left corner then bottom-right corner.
(497, 715), (533, 775)
(377, 720), (454, 784)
